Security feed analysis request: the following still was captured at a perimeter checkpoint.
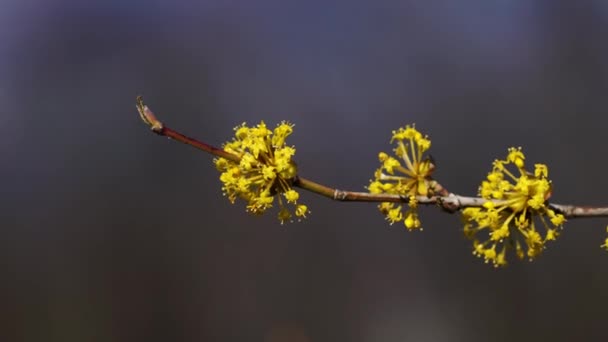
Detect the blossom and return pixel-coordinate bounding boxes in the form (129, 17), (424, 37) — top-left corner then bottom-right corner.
(369, 124), (434, 230)
(462, 147), (565, 267)
(215, 121), (309, 223)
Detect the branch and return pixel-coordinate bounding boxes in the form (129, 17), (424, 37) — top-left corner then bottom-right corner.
(136, 96), (608, 219)
(548, 204), (608, 218)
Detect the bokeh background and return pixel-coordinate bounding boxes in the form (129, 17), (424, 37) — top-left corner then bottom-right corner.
(2, 1), (608, 341)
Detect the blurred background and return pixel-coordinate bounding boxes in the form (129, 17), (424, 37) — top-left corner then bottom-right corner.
(2, 0), (608, 341)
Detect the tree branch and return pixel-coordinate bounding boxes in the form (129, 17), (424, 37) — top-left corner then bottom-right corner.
(136, 96), (608, 219)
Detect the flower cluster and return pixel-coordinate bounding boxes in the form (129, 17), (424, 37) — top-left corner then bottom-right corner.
(368, 125), (434, 230)
(214, 121), (309, 223)
(462, 147), (566, 267)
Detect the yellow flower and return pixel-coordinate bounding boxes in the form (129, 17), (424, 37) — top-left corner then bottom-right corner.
(462, 147), (565, 267)
(601, 226), (608, 251)
(215, 121), (309, 223)
(601, 238), (608, 251)
(404, 196), (422, 230)
(369, 124), (433, 230)
(386, 205), (403, 224)
(295, 204), (309, 218)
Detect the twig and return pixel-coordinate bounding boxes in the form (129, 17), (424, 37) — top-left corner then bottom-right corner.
(548, 204), (608, 218)
(136, 96), (608, 219)
(136, 96), (239, 163)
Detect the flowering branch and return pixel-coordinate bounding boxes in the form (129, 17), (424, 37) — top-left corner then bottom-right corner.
(136, 97), (608, 216)
(295, 177), (481, 212)
(136, 96), (608, 267)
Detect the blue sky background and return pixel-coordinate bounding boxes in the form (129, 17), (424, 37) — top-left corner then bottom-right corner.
(2, 1), (608, 341)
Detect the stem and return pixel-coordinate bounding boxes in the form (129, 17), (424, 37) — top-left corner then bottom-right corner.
(136, 96), (239, 163)
(549, 204), (608, 218)
(161, 125), (239, 163)
(136, 97), (608, 219)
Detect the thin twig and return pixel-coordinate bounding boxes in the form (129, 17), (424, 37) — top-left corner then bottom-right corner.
(136, 97), (608, 219)
(549, 204), (608, 218)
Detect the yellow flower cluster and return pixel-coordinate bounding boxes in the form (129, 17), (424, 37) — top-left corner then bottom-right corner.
(368, 125), (434, 230)
(462, 147), (565, 267)
(214, 121), (309, 223)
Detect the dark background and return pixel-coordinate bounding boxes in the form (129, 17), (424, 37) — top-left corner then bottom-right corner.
(3, 1), (608, 341)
